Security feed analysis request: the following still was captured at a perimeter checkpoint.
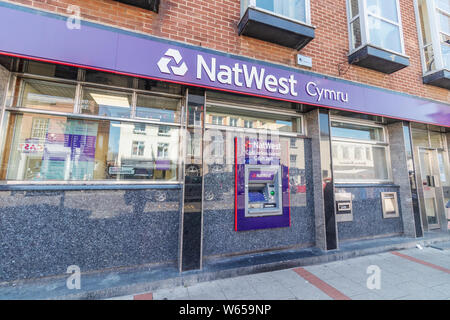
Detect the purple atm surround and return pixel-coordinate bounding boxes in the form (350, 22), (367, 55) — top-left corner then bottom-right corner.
(234, 137), (291, 232)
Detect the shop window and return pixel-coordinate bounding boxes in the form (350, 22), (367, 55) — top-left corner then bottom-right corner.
(13, 78), (76, 113)
(136, 94), (180, 123)
(206, 103), (303, 134)
(331, 120), (391, 183)
(1, 59), (183, 183)
(203, 100), (306, 209)
(80, 87), (132, 118)
(239, 0), (314, 50)
(0, 113), (180, 181)
(84, 70), (134, 89)
(22, 60), (78, 80)
(347, 0), (409, 74)
(416, 0), (450, 89)
(137, 78), (182, 95)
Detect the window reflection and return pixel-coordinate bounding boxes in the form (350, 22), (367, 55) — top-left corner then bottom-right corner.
(331, 120), (390, 182)
(252, 0), (307, 23)
(0, 113), (179, 181)
(206, 104), (300, 133)
(15, 78), (76, 113)
(136, 94), (180, 123)
(81, 88), (132, 118)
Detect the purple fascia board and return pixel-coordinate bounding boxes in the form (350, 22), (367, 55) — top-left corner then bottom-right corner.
(0, 3), (448, 127)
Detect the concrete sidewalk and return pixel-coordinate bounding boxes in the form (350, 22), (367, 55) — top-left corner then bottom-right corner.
(111, 246), (450, 300)
(1, 232), (449, 300)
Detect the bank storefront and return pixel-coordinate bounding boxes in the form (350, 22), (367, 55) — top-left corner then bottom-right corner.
(0, 2), (449, 281)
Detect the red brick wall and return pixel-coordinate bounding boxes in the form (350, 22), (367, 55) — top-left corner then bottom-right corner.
(4, 0), (450, 104)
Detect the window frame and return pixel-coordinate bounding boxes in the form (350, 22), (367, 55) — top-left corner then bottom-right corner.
(1, 67), (184, 185)
(330, 117), (393, 184)
(346, 0), (407, 56)
(414, 0), (450, 75)
(204, 100), (305, 138)
(242, 0), (312, 26)
(131, 140), (146, 157)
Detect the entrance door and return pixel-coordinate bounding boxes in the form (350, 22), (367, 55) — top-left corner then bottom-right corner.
(419, 149), (440, 229)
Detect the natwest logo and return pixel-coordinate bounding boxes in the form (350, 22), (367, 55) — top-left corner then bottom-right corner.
(157, 49), (188, 76)
(196, 55), (298, 97)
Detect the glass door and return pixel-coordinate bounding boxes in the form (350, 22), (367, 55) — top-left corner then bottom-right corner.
(419, 149), (440, 229)
(437, 150), (450, 226)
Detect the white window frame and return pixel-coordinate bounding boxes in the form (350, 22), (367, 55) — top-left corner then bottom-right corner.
(330, 117), (393, 184)
(414, 0), (450, 75)
(157, 142), (169, 159)
(346, 0), (406, 56)
(242, 0), (312, 26)
(132, 141), (145, 157)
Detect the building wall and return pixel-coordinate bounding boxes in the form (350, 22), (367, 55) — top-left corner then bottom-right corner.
(0, 188), (181, 281)
(336, 186), (404, 241)
(3, 0), (449, 105)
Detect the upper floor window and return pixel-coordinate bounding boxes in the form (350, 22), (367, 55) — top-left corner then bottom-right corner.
(347, 0), (405, 54)
(211, 115), (224, 125)
(241, 0), (311, 25)
(416, 0), (450, 74)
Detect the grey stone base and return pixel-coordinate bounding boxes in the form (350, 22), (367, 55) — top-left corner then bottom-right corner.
(1, 231), (449, 300)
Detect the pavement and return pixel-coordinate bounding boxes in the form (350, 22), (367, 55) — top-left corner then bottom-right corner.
(108, 246), (450, 300)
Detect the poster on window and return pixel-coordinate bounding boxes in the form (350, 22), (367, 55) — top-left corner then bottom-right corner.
(41, 119), (98, 180)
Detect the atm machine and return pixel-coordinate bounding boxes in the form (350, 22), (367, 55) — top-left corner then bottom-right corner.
(234, 137), (290, 231)
(245, 165), (282, 217)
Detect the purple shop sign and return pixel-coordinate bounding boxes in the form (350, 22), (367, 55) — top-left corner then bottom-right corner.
(245, 138), (281, 165)
(155, 160), (171, 170)
(0, 3), (448, 126)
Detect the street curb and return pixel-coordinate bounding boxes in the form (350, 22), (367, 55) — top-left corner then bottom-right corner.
(49, 233), (450, 300)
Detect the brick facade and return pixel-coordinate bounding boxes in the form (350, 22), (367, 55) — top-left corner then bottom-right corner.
(4, 0), (449, 104)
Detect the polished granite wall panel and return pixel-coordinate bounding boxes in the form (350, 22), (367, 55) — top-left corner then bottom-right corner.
(0, 188), (181, 282)
(336, 186), (404, 241)
(202, 139), (315, 257)
(305, 109), (327, 251)
(387, 122), (416, 237)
